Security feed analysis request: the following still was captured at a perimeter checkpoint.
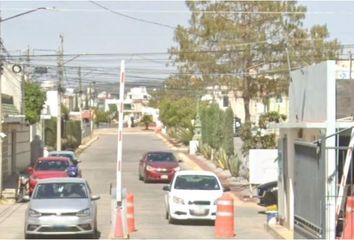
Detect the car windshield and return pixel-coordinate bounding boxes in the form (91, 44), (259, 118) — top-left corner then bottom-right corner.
(174, 175), (220, 190)
(147, 153), (176, 162)
(33, 182), (88, 199)
(34, 160), (69, 171)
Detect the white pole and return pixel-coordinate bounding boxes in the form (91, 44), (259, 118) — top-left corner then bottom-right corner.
(116, 60), (125, 204)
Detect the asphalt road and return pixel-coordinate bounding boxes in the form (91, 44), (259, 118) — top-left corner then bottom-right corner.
(0, 128), (274, 239)
(80, 129), (217, 239)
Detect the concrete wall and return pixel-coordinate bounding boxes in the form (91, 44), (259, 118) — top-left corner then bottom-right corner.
(2, 123), (30, 178)
(2, 64), (22, 112)
(45, 91), (59, 117)
(289, 62), (333, 123)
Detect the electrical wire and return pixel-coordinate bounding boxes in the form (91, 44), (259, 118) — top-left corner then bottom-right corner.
(89, 0), (175, 30)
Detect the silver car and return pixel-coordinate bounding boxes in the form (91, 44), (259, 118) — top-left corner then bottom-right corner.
(24, 178), (100, 239)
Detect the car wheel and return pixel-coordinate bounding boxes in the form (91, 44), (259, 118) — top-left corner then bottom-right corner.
(15, 186), (24, 203)
(138, 172), (143, 181)
(165, 209), (169, 220)
(167, 209), (175, 224)
(24, 233), (33, 239)
(143, 175), (149, 183)
(89, 219), (98, 239)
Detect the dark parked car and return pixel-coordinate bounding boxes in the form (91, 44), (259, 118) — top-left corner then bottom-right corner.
(256, 181), (278, 207)
(138, 151), (181, 183)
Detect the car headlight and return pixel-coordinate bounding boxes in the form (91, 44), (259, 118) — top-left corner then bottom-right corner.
(173, 196), (185, 205)
(173, 166), (180, 171)
(146, 165), (156, 171)
(28, 208), (41, 217)
(77, 208), (90, 217)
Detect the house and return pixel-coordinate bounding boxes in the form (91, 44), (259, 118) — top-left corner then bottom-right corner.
(272, 60), (354, 239)
(201, 85), (288, 124)
(0, 63), (30, 192)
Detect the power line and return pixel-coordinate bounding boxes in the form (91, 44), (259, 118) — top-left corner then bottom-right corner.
(89, 0), (175, 30)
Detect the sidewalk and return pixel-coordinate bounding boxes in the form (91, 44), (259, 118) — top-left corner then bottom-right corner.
(156, 132), (294, 239)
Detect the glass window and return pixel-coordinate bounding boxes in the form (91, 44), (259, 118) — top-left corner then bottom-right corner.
(34, 183), (88, 199)
(147, 153), (176, 162)
(174, 175), (220, 190)
(35, 160), (69, 171)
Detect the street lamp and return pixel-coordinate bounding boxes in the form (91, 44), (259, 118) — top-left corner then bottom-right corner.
(0, 7), (48, 197)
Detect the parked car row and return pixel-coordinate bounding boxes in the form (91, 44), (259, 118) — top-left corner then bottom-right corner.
(22, 150), (100, 239)
(138, 151), (230, 224)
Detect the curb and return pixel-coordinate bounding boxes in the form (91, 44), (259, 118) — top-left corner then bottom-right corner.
(75, 135), (99, 156)
(264, 223), (293, 239)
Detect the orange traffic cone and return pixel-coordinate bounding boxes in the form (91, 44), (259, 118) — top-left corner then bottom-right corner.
(114, 207), (124, 238)
(215, 193), (235, 238)
(341, 196), (354, 239)
(127, 193), (136, 233)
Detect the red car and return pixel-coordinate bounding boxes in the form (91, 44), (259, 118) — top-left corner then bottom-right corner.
(27, 157), (71, 194)
(138, 151), (181, 183)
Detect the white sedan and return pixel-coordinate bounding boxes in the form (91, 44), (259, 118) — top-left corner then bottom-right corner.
(162, 170), (230, 223)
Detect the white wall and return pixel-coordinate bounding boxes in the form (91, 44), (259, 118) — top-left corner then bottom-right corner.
(2, 64), (22, 112)
(45, 91), (59, 117)
(289, 61), (335, 123)
(249, 149), (278, 184)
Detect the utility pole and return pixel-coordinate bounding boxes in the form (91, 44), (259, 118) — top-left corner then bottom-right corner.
(350, 51), (352, 81)
(78, 67), (82, 110)
(0, 14), (3, 197)
(56, 34), (64, 151)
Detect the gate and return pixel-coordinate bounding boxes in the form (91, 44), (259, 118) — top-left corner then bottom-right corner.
(294, 141), (325, 238)
(293, 127), (354, 239)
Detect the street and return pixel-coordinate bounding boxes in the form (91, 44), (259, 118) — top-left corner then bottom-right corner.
(0, 129), (274, 239)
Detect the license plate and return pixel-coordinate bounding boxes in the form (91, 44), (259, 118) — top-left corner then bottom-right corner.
(192, 206), (207, 215)
(161, 175), (168, 179)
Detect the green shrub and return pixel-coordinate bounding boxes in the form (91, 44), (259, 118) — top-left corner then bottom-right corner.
(199, 144), (212, 160)
(228, 154), (241, 177)
(176, 128), (193, 145)
(141, 115), (153, 130)
(214, 148), (229, 169)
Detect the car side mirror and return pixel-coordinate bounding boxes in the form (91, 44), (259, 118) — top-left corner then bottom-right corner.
(91, 195), (100, 201)
(73, 159), (81, 165)
(162, 186), (170, 191)
(223, 186), (231, 192)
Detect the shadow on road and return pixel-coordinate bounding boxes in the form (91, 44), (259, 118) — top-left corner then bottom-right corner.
(171, 219), (215, 226)
(29, 231), (101, 239)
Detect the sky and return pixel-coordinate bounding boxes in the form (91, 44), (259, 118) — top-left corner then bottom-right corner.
(1, 0), (354, 90)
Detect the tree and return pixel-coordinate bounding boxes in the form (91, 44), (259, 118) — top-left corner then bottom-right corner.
(222, 107), (234, 156)
(159, 97), (196, 130)
(141, 115), (153, 130)
(24, 81), (46, 124)
(169, 1), (341, 122)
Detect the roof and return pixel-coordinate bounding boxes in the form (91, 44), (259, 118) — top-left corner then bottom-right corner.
(37, 156), (70, 161)
(37, 177), (86, 184)
(48, 151), (75, 155)
(175, 170), (217, 177)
